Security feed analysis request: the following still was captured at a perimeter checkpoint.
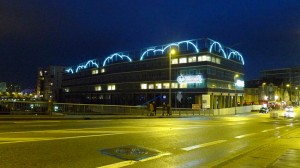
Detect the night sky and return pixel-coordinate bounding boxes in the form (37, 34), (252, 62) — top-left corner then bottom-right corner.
(1, 0), (300, 88)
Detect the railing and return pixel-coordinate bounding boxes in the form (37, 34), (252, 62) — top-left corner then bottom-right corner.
(0, 100), (258, 116)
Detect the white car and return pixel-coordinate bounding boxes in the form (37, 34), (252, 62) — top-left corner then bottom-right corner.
(284, 106), (295, 118)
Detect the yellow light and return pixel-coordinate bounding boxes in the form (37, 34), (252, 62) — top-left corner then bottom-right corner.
(286, 84), (290, 87)
(234, 74), (239, 78)
(262, 82), (266, 86)
(170, 49), (176, 55)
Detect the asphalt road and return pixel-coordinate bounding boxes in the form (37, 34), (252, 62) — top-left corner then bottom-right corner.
(0, 109), (299, 168)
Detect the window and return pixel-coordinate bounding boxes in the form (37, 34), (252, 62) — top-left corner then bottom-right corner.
(216, 58), (221, 64)
(171, 83), (178, 88)
(101, 68), (105, 73)
(188, 56), (197, 63)
(179, 57), (187, 64)
(163, 83), (170, 89)
(171, 58), (178, 64)
(64, 88), (70, 92)
(211, 57), (216, 63)
(155, 83), (162, 89)
(148, 84), (154, 89)
(95, 85), (102, 91)
(141, 83), (147, 90)
(180, 83), (187, 88)
(198, 55), (211, 62)
(92, 69), (99, 75)
(108, 84), (116, 91)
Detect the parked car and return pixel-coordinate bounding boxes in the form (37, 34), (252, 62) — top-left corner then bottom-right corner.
(259, 107), (269, 113)
(284, 106), (295, 118)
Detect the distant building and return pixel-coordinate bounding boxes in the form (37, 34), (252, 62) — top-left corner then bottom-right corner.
(37, 66), (65, 101)
(244, 66), (300, 107)
(0, 82), (21, 93)
(62, 38), (245, 109)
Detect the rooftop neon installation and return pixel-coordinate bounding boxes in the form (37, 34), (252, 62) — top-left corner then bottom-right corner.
(65, 38), (244, 74)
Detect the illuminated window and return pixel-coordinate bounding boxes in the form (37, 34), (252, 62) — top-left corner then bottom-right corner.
(148, 84), (154, 89)
(39, 71), (43, 76)
(180, 83), (187, 88)
(179, 57), (187, 64)
(171, 83), (178, 88)
(211, 57), (216, 63)
(49, 83), (53, 86)
(171, 58), (178, 64)
(101, 68), (105, 73)
(198, 55), (211, 62)
(188, 56), (197, 63)
(64, 88), (70, 92)
(108, 84), (116, 91)
(216, 58), (221, 64)
(141, 83), (147, 90)
(92, 69), (99, 75)
(155, 83), (162, 89)
(163, 83), (170, 89)
(95, 85), (102, 91)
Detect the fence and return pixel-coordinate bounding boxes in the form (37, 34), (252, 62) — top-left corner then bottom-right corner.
(0, 100), (261, 116)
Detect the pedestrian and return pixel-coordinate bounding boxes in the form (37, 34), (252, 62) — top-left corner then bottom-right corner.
(149, 102), (154, 116)
(153, 101), (157, 116)
(162, 102), (166, 116)
(167, 104), (171, 116)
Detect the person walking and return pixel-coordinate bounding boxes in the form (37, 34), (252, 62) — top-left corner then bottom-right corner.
(162, 102), (166, 116)
(153, 101), (157, 116)
(149, 102), (154, 116)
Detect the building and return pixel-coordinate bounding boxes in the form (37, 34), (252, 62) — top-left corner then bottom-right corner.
(244, 66), (300, 107)
(62, 38), (245, 109)
(37, 66), (65, 101)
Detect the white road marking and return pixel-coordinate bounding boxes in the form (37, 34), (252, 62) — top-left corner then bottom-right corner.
(0, 134), (114, 144)
(97, 160), (137, 168)
(97, 152), (171, 168)
(181, 140), (227, 151)
(235, 133), (257, 139)
(261, 129), (275, 132)
(14, 121), (61, 124)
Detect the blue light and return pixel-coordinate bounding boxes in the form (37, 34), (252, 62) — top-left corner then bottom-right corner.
(65, 68), (74, 74)
(103, 53), (132, 66)
(228, 51), (244, 65)
(209, 41), (227, 58)
(140, 40), (199, 60)
(75, 59), (99, 73)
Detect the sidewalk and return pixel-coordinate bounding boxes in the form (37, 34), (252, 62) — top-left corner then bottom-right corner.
(211, 127), (300, 167)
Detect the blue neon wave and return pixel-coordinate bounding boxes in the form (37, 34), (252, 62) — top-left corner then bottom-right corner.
(209, 41), (227, 58)
(140, 40), (199, 60)
(228, 51), (244, 65)
(65, 68), (74, 74)
(103, 53), (132, 66)
(76, 59), (99, 73)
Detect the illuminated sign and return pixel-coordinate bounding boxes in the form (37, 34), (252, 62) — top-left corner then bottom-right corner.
(235, 79), (245, 87)
(177, 75), (203, 84)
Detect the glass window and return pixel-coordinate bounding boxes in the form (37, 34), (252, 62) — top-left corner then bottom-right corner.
(198, 56), (203, 62)
(171, 58), (178, 64)
(101, 68), (105, 73)
(163, 83), (170, 89)
(141, 83), (147, 90)
(179, 57), (187, 64)
(180, 83), (187, 88)
(171, 83), (178, 88)
(148, 84), (154, 89)
(216, 58), (221, 64)
(108, 84), (116, 91)
(95, 85), (102, 91)
(92, 69), (99, 75)
(188, 56), (197, 63)
(211, 57), (216, 63)
(155, 83), (162, 89)
(64, 88), (70, 92)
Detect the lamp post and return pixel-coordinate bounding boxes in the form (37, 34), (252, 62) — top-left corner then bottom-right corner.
(234, 74), (239, 115)
(169, 49), (176, 112)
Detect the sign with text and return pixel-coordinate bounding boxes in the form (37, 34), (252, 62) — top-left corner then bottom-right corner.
(177, 75), (203, 84)
(202, 94), (210, 109)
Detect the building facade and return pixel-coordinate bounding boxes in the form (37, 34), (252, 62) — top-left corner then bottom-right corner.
(62, 38), (245, 108)
(37, 66), (65, 101)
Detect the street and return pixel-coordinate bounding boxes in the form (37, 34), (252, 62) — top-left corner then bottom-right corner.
(0, 109), (299, 168)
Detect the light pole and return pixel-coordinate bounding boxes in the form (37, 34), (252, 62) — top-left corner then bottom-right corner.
(234, 74), (239, 115)
(169, 49), (176, 112)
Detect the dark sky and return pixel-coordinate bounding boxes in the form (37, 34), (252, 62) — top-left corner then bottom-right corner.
(1, 0), (300, 88)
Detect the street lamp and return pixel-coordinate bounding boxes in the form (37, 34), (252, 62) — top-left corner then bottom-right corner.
(169, 49), (176, 112)
(234, 74), (239, 115)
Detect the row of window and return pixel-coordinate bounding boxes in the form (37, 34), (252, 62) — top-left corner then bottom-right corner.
(171, 55), (221, 64)
(94, 84), (116, 91)
(141, 83), (187, 89)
